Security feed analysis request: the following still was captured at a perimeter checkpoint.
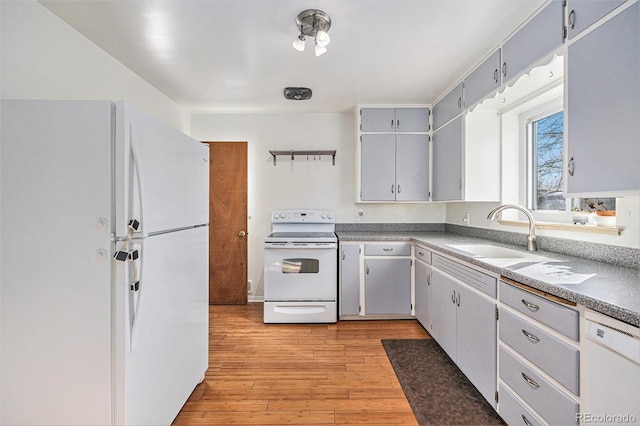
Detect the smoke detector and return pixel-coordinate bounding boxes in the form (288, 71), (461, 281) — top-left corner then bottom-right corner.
(284, 87), (312, 101)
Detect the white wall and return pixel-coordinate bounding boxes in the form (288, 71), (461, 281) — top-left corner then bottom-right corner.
(191, 113), (446, 300)
(0, 1), (189, 132)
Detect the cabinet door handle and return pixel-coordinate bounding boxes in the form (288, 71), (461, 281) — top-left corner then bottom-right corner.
(568, 9), (576, 29)
(366, 266), (370, 275)
(521, 299), (540, 312)
(456, 292), (460, 307)
(397, 185), (401, 194)
(568, 157), (575, 176)
(502, 62), (507, 77)
(522, 415), (533, 426)
(342, 250), (345, 260)
(396, 119), (400, 129)
(382, 248), (394, 252)
(451, 291), (456, 304)
(521, 372), (540, 389)
(457, 97), (462, 109)
(522, 329), (540, 343)
(391, 119), (395, 130)
(493, 68), (499, 83)
(427, 274), (431, 286)
(391, 184), (395, 194)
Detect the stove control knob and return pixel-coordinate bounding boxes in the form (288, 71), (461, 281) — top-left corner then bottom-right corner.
(328, 213), (334, 220)
(321, 212), (326, 219)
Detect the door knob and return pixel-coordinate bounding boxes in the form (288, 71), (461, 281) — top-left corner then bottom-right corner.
(238, 231), (246, 238)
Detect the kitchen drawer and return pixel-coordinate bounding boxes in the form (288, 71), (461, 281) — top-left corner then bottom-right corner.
(364, 243), (411, 256)
(499, 281), (579, 341)
(499, 346), (579, 425)
(414, 246), (431, 264)
(498, 383), (545, 426)
(500, 308), (579, 395)
(433, 254), (496, 298)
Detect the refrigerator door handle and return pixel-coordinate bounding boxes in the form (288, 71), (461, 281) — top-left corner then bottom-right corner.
(129, 123), (145, 237)
(128, 242), (143, 352)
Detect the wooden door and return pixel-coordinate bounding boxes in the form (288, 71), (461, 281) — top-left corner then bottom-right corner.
(206, 142), (248, 304)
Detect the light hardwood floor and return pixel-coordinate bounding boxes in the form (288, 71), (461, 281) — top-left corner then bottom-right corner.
(173, 303), (430, 425)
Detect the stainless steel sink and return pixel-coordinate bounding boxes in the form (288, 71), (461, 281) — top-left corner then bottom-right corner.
(447, 243), (553, 267)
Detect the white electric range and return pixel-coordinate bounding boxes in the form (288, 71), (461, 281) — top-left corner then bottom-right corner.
(263, 209), (338, 323)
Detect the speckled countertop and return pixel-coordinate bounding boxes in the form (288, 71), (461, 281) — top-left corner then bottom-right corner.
(337, 231), (640, 327)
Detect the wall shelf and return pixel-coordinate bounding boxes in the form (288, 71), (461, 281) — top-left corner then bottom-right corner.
(269, 150), (336, 166)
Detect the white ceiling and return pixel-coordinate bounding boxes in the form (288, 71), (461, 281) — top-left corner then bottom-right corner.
(40, 0), (547, 114)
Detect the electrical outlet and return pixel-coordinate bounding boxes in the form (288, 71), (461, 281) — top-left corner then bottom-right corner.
(463, 213), (470, 224)
(247, 280), (253, 294)
(355, 210), (364, 221)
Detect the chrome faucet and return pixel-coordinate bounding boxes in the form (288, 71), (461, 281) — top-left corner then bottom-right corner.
(487, 204), (537, 252)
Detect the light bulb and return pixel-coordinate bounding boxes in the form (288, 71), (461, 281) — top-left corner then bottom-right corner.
(315, 43), (327, 57)
(292, 35), (305, 52)
(315, 30), (330, 47)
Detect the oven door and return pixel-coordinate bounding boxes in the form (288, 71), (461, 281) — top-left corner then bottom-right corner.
(264, 243), (337, 301)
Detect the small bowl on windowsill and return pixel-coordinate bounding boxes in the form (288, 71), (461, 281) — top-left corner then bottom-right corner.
(594, 210), (616, 227)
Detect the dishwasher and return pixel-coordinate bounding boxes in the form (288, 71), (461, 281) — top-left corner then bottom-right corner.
(581, 309), (640, 425)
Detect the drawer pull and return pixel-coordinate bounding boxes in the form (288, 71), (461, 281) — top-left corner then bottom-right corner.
(522, 414), (533, 426)
(521, 372), (540, 389)
(418, 251), (424, 256)
(522, 329), (540, 343)
(521, 299), (540, 311)
(382, 248), (394, 252)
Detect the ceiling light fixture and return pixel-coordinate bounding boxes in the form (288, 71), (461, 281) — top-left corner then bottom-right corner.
(292, 9), (332, 57)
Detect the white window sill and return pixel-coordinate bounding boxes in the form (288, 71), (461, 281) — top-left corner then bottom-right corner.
(498, 220), (624, 236)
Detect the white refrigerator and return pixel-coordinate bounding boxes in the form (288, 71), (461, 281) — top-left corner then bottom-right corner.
(1, 100), (210, 425)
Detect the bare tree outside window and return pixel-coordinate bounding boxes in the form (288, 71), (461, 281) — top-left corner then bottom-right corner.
(534, 111), (565, 210)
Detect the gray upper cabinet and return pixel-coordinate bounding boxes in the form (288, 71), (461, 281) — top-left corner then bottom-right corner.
(464, 49), (501, 110)
(360, 107), (429, 133)
(432, 116), (463, 201)
(360, 108), (395, 132)
(395, 108), (430, 132)
(566, 2), (640, 195)
(360, 134), (396, 201)
(395, 134), (430, 201)
(567, 0), (627, 39)
(501, 1), (564, 84)
(357, 105), (430, 202)
(360, 133), (430, 201)
(432, 83), (463, 130)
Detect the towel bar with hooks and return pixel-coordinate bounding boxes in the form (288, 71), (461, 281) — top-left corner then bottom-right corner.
(269, 150), (336, 166)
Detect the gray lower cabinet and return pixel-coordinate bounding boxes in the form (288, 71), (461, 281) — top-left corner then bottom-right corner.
(566, 2), (640, 195)
(500, 346), (579, 425)
(498, 281), (580, 425)
(432, 116), (463, 201)
(414, 249), (432, 331)
(339, 243), (361, 316)
(364, 258), (412, 315)
(430, 254), (497, 408)
(360, 133), (429, 201)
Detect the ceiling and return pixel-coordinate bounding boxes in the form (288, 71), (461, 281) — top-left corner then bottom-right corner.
(40, 0), (547, 114)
